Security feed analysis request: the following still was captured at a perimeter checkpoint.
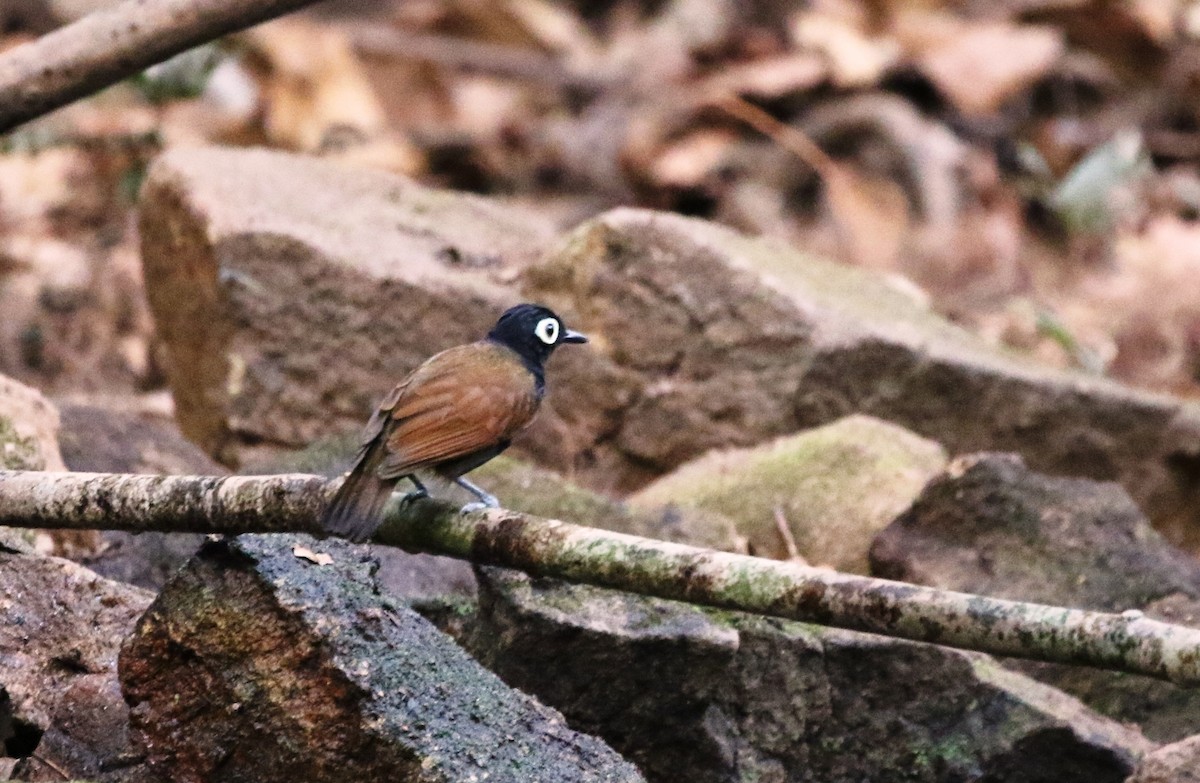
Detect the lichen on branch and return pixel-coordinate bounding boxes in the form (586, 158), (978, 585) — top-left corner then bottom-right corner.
(2, 468), (1199, 686)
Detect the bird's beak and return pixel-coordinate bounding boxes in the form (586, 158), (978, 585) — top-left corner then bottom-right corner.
(562, 329), (588, 344)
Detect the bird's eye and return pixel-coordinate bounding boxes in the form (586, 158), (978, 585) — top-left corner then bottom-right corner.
(534, 317), (559, 345)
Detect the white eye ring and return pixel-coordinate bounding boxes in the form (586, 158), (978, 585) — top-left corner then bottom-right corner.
(534, 317), (559, 345)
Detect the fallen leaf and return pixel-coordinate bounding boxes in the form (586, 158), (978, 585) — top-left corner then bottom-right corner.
(293, 545), (334, 566)
(906, 18), (1065, 117)
(791, 10), (899, 88)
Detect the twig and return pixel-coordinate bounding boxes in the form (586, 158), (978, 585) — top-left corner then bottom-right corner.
(348, 26), (617, 95)
(0, 0), (325, 134)
(2, 469), (1200, 685)
(29, 751), (71, 781)
(711, 93), (837, 179)
(773, 505), (807, 563)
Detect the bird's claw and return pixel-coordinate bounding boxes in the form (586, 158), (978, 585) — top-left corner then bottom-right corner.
(398, 489), (429, 507)
(459, 497), (500, 514)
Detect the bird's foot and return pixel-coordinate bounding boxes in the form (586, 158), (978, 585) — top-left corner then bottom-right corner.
(398, 488), (429, 508)
(459, 496), (500, 514)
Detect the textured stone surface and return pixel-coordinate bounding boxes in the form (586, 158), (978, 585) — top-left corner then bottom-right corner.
(871, 452), (1200, 742)
(139, 146), (561, 464)
(630, 415), (946, 571)
(0, 373), (101, 557)
(57, 399), (224, 476)
(119, 534), (644, 783)
(524, 208), (1200, 548)
(1126, 734), (1200, 783)
(0, 373), (64, 472)
(0, 548), (152, 781)
(459, 568), (1151, 783)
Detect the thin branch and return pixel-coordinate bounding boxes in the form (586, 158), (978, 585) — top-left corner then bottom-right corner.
(773, 505), (806, 563)
(0, 0), (325, 134)
(29, 752), (71, 781)
(348, 26), (617, 95)
(2, 469), (1200, 685)
(0, 470), (332, 535)
(711, 93), (837, 179)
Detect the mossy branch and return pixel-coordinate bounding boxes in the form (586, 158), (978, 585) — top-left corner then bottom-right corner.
(0, 0), (323, 134)
(2, 469), (1199, 685)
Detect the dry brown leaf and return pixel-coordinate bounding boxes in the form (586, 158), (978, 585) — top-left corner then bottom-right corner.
(715, 95), (910, 270)
(293, 545), (334, 566)
(649, 127), (738, 189)
(823, 164), (910, 271)
(903, 17), (1065, 116)
(245, 17), (389, 151)
(698, 53), (827, 100)
(790, 9), (900, 88)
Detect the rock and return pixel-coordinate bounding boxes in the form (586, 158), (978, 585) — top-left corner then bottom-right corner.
(139, 146), (562, 465)
(523, 208), (1200, 550)
(629, 415), (946, 571)
(0, 547), (153, 781)
(1127, 734), (1200, 783)
(466, 455), (741, 550)
(119, 534), (645, 783)
(871, 452), (1200, 742)
(56, 397), (224, 476)
(461, 568), (1151, 783)
(0, 374), (64, 472)
(55, 397), (223, 590)
(0, 373), (101, 557)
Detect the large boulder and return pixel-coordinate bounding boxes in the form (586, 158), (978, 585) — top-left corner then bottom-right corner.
(0, 547), (152, 781)
(139, 146), (563, 465)
(119, 533), (644, 783)
(524, 209), (1200, 548)
(459, 568), (1152, 783)
(871, 452), (1200, 742)
(630, 415), (946, 570)
(1126, 734), (1200, 783)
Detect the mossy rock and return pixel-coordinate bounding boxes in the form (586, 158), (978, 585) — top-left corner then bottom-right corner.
(453, 456), (740, 550)
(629, 415), (947, 572)
(0, 416), (43, 470)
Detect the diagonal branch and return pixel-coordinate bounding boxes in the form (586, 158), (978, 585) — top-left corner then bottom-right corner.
(0, 0), (325, 134)
(2, 468), (1199, 685)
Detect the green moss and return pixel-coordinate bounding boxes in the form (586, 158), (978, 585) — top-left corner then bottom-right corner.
(0, 416), (45, 470)
(631, 415), (946, 572)
(465, 456), (739, 550)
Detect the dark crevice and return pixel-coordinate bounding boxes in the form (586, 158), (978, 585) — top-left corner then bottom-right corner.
(4, 717), (43, 759)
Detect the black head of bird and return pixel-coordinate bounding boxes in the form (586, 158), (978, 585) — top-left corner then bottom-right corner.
(321, 303), (587, 542)
(487, 303), (588, 383)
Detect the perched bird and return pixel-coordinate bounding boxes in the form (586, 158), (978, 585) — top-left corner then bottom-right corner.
(322, 303), (587, 542)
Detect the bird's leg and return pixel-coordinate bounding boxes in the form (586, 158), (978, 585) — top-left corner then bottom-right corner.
(398, 475), (429, 506)
(455, 476), (500, 513)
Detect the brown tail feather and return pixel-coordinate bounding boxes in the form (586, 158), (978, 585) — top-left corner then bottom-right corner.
(322, 446), (395, 542)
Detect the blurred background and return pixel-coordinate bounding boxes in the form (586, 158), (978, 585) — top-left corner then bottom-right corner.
(3, 0), (1200, 411)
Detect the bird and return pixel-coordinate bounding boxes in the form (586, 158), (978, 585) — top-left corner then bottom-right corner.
(321, 303), (587, 542)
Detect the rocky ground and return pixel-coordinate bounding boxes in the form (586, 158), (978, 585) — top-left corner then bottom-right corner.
(9, 0), (1200, 780)
(4, 144), (1200, 780)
